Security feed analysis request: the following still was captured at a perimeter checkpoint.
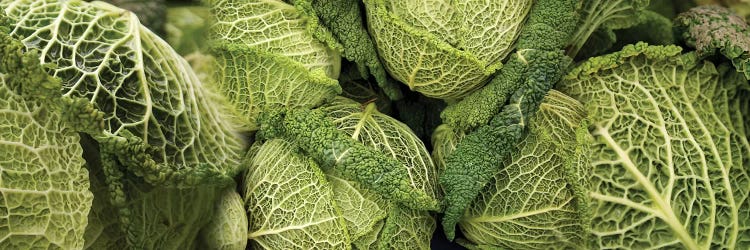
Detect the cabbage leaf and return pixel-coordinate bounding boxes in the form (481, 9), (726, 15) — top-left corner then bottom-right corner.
(458, 90), (592, 249)
(0, 29), (93, 250)
(561, 43), (750, 249)
(362, 0), (532, 99)
(244, 139), (350, 249)
(1, 0), (245, 187)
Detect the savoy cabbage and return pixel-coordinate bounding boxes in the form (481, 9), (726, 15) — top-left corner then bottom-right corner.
(457, 90), (591, 249)
(363, 0), (532, 99)
(1, 0), (749, 249)
(0, 0), (245, 248)
(562, 43), (750, 249)
(0, 27), (93, 250)
(245, 97), (440, 249)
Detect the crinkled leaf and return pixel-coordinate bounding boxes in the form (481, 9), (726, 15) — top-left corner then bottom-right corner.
(376, 206), (435, 250)
(244, 139), (350, 249)
(210, 44), (341, 131)
(326, 175), (388, 242)
(209, 0), (341, 78)
(458, 90), (591, 249)
(199, 187), (248, 250)
(560, 43), (750, 249)
(352, 220), (384, 250)
(0, 31), (93, 249)
(2, 0), (245, 187)
(362, 0), (532, 99)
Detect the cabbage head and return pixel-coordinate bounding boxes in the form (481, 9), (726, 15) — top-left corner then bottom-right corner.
(560, 43), (750, 249)
(1, 0), (245, 187)
(1, 0), (246, 248)
(455, 90), (591, 249)
(363, 0), (532, 99)
(209, 0), (343, 130)
(319, 97), (439, 250)
(243, 97), (439, 249)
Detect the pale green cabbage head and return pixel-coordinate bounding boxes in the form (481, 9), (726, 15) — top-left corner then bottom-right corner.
(243, 97), (439, 249)
(1, 1), (247, 248)
(209, 0), (343, 130)
(457, 90), (591, 249)
(363, 0), (533, 99)
(1, 0), (245, 186)
(319, 97), (439, 250)
(560, 43), (750, 249)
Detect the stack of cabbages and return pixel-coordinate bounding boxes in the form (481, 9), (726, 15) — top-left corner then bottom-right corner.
(0, 0), (748, 249)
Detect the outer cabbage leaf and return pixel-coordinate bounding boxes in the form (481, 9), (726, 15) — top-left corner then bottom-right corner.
(0, 30), (93, 249)
(199, 187), (248, 250)
(352, 220), (384, 250)
(2, 0), (245, 187)
(244, 139), (350, 249)
(375, 206), (435, 250)
(560, 43), (750, 249)
(362, 0), (532, 99)
(326, 175), (388, 242)
(458, 90), (592, 249)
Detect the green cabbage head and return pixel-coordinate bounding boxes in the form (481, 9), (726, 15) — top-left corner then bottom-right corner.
(209, 0), (343, 130)
(363, 0), (532, 99)
(560, 43), (750, 249)
(244, 97), (439, 249)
